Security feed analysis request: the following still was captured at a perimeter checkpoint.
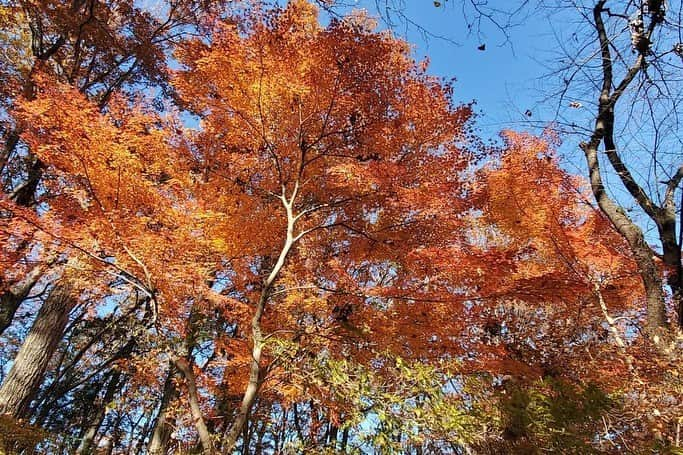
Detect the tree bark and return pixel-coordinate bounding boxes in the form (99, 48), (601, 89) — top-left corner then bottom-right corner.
(11, 158), (44, 207)
(222, 184), (299, 451)
(147, 363), (180, 455)
(75, 370), (123, 455)
(0, 130), (19, 175)
(582, 141), (667, 335)
(341, 427), (349, 452)
(0, 282), (74, 418)
(580, 1), (669, 336)
(0, 261), (48, 336)
(173, 358), (214, 455)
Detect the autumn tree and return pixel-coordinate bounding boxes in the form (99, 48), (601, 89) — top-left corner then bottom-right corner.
(0, 0), (476, 451)
(0, 0), (675, 452)
(171, 1), (478, 450)
(475, 132), (683, 449)
(560, 0), (683, 338)
(0, 0), (230, 431)
(329, 0), (683, 339)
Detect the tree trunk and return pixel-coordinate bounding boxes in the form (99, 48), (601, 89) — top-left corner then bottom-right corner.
(222, 339), (262, 451)
(328, 423), (338, 448)
(11, 158), (44, 207)
(341, 427), (349, 452)
(580, 2), (673, 336)
(222, 185), (299, 451)
(173, 358), (214, 455)
(582, 141), (667, 335)
(75, 370), (123, 455)
(147, 364), (180, 455)
(0, 130), (19, 175)
(0, 282), (74, 418)
(0, 261), (47, 336)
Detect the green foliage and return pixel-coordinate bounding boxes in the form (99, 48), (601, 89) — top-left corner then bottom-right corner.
(499, 378), (614, 453)
(272, 338), (490, 453)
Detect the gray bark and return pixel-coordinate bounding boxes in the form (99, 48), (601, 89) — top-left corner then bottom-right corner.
(173, 358), (214, 454)
(147, 364), (180, 455)
(75, 370), (123, 455)
(581, 1), (671, 336)
(0, 282), (74, 418)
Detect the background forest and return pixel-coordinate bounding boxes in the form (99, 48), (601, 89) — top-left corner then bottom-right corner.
(0, 0), (682, 453)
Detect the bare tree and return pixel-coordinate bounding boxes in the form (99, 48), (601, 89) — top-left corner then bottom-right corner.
(539, 0), (683, 337)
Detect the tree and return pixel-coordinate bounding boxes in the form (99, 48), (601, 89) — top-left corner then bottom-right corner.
(173, 1), (476, 449)
(0, 0), (228, 333)
(324, 0), (683, 340)
(1, 0), (674, 452)
(0, 0), (227, 433)
(0, 0), (477, 450)
(563, 0), (683, 337)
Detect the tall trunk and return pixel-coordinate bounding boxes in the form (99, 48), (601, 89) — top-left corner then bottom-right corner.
(222, 184), (299, 451)
(254, 420), (266, 455)
(222, 335), (263, 451)
(340, 427), (349, 452)
(0, 282), (74, 418)
(147, 364), (180, 455)
(131, 406), (154, 455)
(0, 130), (19, 175)
(292, 403), (305, 444)
(327, 423), (338, 448)
(149, 308), (211, 454)
(673, 277), (683, 328)
(173, 358), (214, 454)
(75, 370), (123, 455)
(241, 419), (251, 455)
(661, 185), (683, 326)
(11, 158), (44, 207)
(582, 141), (667, 335)
(581, 2), (675, 336)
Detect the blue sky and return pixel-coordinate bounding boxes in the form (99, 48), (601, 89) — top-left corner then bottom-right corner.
(322, 2), (559, 138)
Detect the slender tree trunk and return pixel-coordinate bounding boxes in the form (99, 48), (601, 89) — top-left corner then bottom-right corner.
(223, 185), (299, 451)
(328, 423), (338, 448)
(11, 158), (44, 207)
(582, 141), (667, 335)
(341, 427), (349, 452)
(222, 336), (263, 450)
(0, 130), (19, 175)
(173, 358), (214, 454)
(254, 420), (266, 455)
(661, 192), (683, 326)
(241, 418), (251, 455)
(293, 402), (305, 444)
(148, 364), (180, 455)
(132, 407), (154, 455)
(75, 370), (123, 455)
(581, 1), (675, 336)
(0, 282), (74, 418)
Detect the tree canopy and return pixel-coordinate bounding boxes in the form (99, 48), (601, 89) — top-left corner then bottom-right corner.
(0, 1), (681, 454)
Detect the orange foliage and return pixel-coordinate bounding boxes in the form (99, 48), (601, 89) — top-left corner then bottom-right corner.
(0, 1), (657, 448)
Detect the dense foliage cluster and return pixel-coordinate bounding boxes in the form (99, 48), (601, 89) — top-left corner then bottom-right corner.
(0, 1), (681, 454)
